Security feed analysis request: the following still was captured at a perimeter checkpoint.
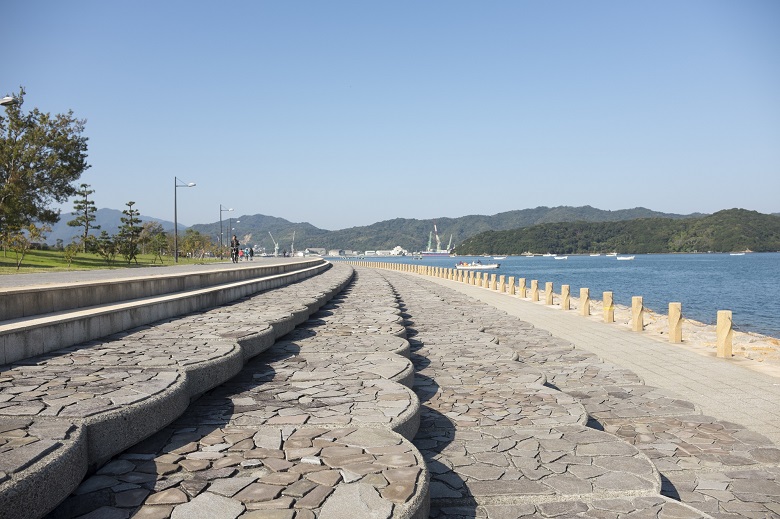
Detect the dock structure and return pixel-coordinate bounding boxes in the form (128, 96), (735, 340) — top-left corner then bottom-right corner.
(1, 261), (779, 518)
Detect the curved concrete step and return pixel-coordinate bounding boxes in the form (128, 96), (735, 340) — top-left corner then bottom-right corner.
(55, 425), (429, 519)
(0, 260), (326, 321)
(0, 263), (356, 519)
(377, 269), (716, 518)
(380, 266), (780, 518)
(45, 266), (432, 519)
(0, 261), (332, 365)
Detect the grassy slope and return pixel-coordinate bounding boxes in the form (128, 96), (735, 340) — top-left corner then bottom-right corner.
(0, 249), (220, 275)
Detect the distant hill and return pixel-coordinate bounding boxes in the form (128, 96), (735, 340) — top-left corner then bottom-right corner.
(191, 206), (699, 253)
(43, 208), (181, 245)
(43, 205), (715, 251)
(456, 209), (780, 255)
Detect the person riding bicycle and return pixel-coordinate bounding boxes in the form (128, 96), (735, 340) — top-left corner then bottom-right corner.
(230, 235), (240, 263)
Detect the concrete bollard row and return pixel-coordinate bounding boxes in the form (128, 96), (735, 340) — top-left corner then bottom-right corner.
(352, 260), (739, 362)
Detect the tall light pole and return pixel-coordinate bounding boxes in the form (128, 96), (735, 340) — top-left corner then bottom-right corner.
(230, 219), (240, 239)
(219, 205), (233, 250)
(1, 96), (17, 107)
(174, 177), (196, 263)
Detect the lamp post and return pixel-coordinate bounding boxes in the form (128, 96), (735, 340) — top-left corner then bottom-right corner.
(174, 177), (196, 263)
(219, 205), (233, 252)
(1, 96), (17, 107)
(229, 219), (241, 240)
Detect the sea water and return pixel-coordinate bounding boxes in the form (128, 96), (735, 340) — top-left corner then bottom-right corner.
(335, 253), (780, 339)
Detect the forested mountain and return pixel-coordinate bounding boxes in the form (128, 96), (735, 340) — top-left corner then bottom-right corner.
(190, 206), (696, 253)
(43, 205), (718, 252)
(456, 209), (780, 255)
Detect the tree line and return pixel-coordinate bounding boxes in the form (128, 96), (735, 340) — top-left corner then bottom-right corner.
(455, 209), (780, 255)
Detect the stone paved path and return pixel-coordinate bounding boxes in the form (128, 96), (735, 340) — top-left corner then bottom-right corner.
(6, 262), (780, 518)
(371, 270), (709, 518)
(45, 267), (429, 519)
(2, 264), (355, 518)
(381, 267), (780, 518)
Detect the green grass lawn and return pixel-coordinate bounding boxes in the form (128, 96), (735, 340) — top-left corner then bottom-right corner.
(0, 248), (221, 275)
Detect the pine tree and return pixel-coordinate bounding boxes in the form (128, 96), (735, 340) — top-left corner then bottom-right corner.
(67, 183), (100, 252)
(1, 87), (89, 239)
(118, 201), (142, 264)
(95, 230), (116, 264)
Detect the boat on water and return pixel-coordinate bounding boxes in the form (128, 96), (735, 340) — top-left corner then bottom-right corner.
(542, 253), (554, 257)
(554, 256), (568, 260)
(606, 252), (618, 257)
(590, 253), (601, 257)
(616, 255), (635, 261)
(730, 252), (746, 256)
(456, 261), (500, 270)
(493, 256), (507, 260)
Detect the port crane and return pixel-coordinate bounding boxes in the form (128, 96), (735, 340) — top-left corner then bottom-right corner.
(268, 231), (280, 257)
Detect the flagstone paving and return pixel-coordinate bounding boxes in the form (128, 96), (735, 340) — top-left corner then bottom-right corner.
(6, 261), (780, 518)
(369, 271), (699, 517)
(1, 263), (356, 518)
(46, 268), (430, 519)
(379, 266), (780, 519)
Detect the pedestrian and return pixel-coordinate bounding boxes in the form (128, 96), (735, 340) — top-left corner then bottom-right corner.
(230, 235), (240, 263)
(249, 248), (254, 261)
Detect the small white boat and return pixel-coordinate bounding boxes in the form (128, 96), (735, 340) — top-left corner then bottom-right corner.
(542, 253), (554, 257)
(606, 252), (618, 257)
(616, 255), (635, 261)
(455, 261), (500, 270)
(729, 252), (745, 256)
(493, 256), (507, 260)
(589, 253), (601, 257)
(554, 256), (568, 260)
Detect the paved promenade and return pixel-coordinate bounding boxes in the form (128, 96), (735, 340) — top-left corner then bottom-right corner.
(3, 262), (780, 518)
(421, 275), (780, 446)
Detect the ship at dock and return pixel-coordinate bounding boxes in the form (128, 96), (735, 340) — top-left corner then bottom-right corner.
(419, 223), (453, 257)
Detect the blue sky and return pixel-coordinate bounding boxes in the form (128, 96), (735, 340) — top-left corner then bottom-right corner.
(3, 1), (778, 230)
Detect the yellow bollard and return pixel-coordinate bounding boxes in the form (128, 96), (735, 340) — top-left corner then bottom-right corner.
(579, 288), (590, 316)
(490, 274), (497, 290)
(631, 296), (644, 331)
(531, 280), (539, 301)
(545, 282), (554, 305)
(717, 310), (733, 358)
(561, 285), (570, 310)
(519, 278), (527, 298)
(603, 291), (615, 323)
(669, 302), (683, 343)
(508, 276), (516, 295)
(499, 275), (506, 293)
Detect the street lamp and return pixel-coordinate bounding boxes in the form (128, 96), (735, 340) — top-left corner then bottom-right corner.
(219, 205), (233, 250)
(0, 96), (17, 107)
(174, 176), (196, 263)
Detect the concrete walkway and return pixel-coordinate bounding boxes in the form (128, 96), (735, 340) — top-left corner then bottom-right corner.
(0, 258), (309, 289)
(421, 275), (780, 446)
(5, 261), (780, 518)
